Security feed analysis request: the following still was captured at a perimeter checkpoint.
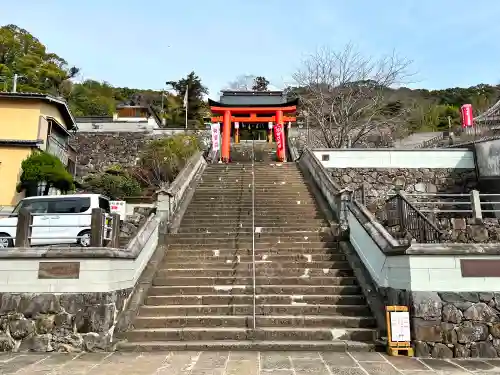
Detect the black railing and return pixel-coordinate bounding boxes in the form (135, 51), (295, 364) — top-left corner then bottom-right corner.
(385, 193), (445, 243)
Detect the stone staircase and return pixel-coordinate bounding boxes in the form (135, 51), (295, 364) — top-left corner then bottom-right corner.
(230, 142), (277, 162)
(121, 162), (377, 351)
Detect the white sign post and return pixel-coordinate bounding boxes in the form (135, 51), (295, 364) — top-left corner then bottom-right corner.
(389, 311), (411, 342)
(110, 200), (127, 220)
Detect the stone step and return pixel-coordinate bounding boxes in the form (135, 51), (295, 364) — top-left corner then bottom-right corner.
(163, 254), (345, 263)
(139, 304), (371, 317)
(166, 236), (335, 245)
(145, 294), (366, 306)
(161, 261), (348, 270)
(181, 213), (327, 220)
(152, 276), (357, 286)
(124, 327), (376, 342)
(168, 231), (332, 240)
(147, 284), (362, 296)
(176, 226), (330, 234)
(193, 190), (313, 195)
(165, 243), (338, 252)
(133, 315), (375, 329)
(185, 204), (320, 210)
(196, 183), (309, 189)
(178, 218), (329, 226)
(157, 268), (353, 278)
(117, 339), (377, 352)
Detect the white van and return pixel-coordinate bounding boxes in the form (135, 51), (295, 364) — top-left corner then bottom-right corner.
(0, 194), (111, 248)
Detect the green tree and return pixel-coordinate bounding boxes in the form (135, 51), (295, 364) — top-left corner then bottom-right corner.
(16, 151), (74, 196)
(166, 72), (208, 123)
(252, 76), (270, 91)
(0, 24), (79, 96)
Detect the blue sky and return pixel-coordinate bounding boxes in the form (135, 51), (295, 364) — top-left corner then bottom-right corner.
(1, 0), (499, 98)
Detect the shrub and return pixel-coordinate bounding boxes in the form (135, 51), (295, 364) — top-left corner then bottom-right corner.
(17, 151), (75, 195)
(81, 166), (141, 200)
(132, 134), (201, 188)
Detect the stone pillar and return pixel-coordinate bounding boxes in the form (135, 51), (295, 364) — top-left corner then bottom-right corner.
(234, 122), (240, 144)
(267, 122), (273, 143)
(470, 189), (482, 222)
(221, 110), (231, 162)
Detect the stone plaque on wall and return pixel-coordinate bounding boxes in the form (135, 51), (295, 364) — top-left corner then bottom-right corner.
(38, 262), (80, 279)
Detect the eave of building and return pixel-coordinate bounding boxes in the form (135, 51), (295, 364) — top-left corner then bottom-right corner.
(211, 115), (297, 123)
(220, 90), (284, 96)
(0, 139), (44, 147)
(0, 92), (78, 131)
(208, 98), (298, 114)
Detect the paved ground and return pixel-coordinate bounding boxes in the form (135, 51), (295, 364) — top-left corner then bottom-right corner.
(2, 351), (500, 375)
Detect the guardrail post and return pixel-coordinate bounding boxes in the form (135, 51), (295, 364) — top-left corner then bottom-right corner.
(15, 208), (32, 247)
(470, 189), (483, 222)
(90, 208), (105, 247)
(107, 213), (121, 248)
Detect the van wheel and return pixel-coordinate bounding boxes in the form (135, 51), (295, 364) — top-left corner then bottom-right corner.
(78, 230), (91, 247)
(0, 233), (13, 248)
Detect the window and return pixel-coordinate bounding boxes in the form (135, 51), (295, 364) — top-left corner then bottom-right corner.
(99, 197), (111, 213)
(49, 198), (91, 214)
(321, 154), (330, 161)
(13, 200), (49, 214)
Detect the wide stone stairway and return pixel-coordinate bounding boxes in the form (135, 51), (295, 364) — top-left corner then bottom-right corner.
(122, 162), (377, 351)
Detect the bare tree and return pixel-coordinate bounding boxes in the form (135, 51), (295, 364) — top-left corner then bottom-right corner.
(292, 43), (414, 148)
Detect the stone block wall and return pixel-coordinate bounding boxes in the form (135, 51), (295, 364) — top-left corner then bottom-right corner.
(329, 168), (498, 243)
(330, 168), (477, 212)
(70, 130), (210, 178)
(70, 132), (152, 177)
(0, 290), (131, 352)
(380, 287), (500, 358)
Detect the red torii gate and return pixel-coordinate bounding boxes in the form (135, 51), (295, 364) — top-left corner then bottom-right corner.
(208, 98), (298, 162)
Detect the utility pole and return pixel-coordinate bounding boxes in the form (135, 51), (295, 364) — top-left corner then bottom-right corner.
(12, 74), (23, 93)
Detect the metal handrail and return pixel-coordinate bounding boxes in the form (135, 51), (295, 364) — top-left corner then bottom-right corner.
(386, 193), (445, 243)
(251, 139), (257, 330)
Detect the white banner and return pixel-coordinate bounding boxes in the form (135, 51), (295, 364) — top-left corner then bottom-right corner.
(211, 123), (221, 152)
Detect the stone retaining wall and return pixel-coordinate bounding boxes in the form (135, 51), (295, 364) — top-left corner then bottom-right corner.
(0, 290), (131, 352)
(70, 132), (152, 177)
(70, 130), (210, 177)
(330, 168), (477, 212)
(380, 287), (500, 358)
(329, 168), (494, 243)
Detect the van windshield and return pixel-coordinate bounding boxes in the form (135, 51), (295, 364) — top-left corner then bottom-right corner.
(12, 200), (49, 214)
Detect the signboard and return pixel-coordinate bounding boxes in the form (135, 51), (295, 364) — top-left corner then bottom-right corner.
(38, 262), (80, 279)
(110, 200), (126, 220)
(386, 305), (413, 356)
(211, 123), (221, 152)
(461, 104), (474, 128)
(274, 123), (284, 154)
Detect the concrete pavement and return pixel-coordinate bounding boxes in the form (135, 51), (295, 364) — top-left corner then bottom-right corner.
(2, 351), (500, 374)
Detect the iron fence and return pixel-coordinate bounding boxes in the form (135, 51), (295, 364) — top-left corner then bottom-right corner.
(385, 193), (444, 243)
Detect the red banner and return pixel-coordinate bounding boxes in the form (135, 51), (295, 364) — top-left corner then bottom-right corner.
(274, 123), (285, 155)
(461, 104), (474, 128)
